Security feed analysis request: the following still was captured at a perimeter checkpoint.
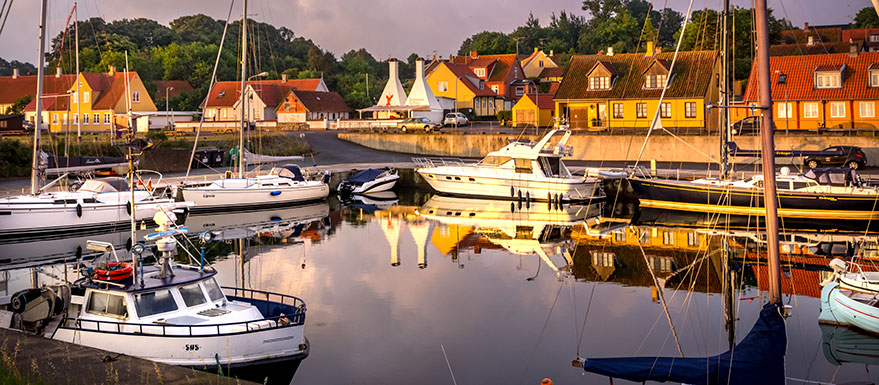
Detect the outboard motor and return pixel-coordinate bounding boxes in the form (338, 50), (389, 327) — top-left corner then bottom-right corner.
(10, 285), (70, 326)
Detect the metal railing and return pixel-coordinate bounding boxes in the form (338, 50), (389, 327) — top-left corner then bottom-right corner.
(56, 288), (305, 337)
(412, 157), (478, 168)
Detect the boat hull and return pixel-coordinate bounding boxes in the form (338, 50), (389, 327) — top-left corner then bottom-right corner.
(417, 168), (603, 202)
(628, 178), (879, 220)
(353, 175), (399, 194)
(820, 282), (879, 334)
(183, 183), (329, 212)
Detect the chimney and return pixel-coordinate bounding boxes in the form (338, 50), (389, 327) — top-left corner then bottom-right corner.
(807, 35), (814, 46)
(549, 50), (554, 56)
(388, 58), (399, 81)
(533, 47), (539, 54)
(607, 47), (614, 56)
(804, 22), (809, 31)
(282, 73), (288, 82)
(645, 41), (654, 57)
(55, 66), (62, 78)
(108, 65), (116, 75)
(415, 58), (424, 81)
(597, 50), (604, 56)
(12, 68), (18, 79)
(850, 41), (859, 57)
(470, 50), (478, 59)
(655, 46), (662, 54)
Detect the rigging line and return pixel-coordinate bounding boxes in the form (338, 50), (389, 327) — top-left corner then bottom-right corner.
(574, 282), (597, 357)
(441, 345), (459, 385)
(0, 0), (12, 40)
(636, 241), (684, 357)
(184, 0), (236, 180)
(518, 281), (565, 385)
(631, 0), (697, 173)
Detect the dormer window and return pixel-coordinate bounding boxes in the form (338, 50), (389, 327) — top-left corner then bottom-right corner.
(644, 74), (668, 89)
(589, 76), (611, 90)
(475, 68), (486, 77)
(871, 34), (879, 43)
(814, 64), (844, 89)
(870, 66), (879, 87)
(642, 58), (671, 89)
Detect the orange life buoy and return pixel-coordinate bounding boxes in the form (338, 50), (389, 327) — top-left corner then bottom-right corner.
(94, 262), (134, 282)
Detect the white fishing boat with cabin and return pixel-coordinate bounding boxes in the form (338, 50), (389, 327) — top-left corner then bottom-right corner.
(414, 129), (603, 202)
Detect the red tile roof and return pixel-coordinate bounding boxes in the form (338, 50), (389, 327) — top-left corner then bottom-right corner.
(815, 63), (845, 71)
(450, 54), (522, 83)
(539, 67), (565, 79)
(520, 93), (556, 109)
(742, 52), (879, 102)
(441, 63), (497, 96)
(548, 82), (561, 94)
(287, 90), (350, 112)
(770, 42), (861, 56)
(21, 72), (139, 111)
(154, 80), (194, 100)
(781, 27), (842, 44)
(203, 79), (324, 108)
(0, 74), (76, 105)
(554, 51), (718, 101)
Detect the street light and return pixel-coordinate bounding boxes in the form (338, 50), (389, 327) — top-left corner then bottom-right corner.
(165, 86), (174, 131)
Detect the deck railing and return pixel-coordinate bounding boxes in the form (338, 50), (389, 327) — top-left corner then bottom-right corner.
(412, 157), (479, 168)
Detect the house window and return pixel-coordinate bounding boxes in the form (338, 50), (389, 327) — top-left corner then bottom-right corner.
(62, 113), (67, 124)
(474, 68), (486, 77)
(104, 113), (111, 124)
(93, 113), (100, 125)
(777, 103), (793, 118)
(685, 102), (697, 118)
(636, 103), (647, 118)
(830, 102), (846, 118)
(71, 92), (78, 104)
(83, 92), (90, 103)
(645, 74), (668, 89)
(491, 85), (499, 93)
(83, 113), (89, 125)
(515, 86), (525, 96)
(815, 72), (841, 89)
(73, 114), (78, 125)
(871, 34), (879, 43)
(438, 81), (449, 92)
(52, 114), (58, 124)
(660, 103), (671, 118)
(870, 71), (879, 87)
(861, 101), (875, 118)
(662, 231), (674, 245)
(221, 110), (227, 118)
(132, 91), (140, 103)
(612, 103), (624, 119)
(803, 103), (819, 118)
(589, 76), (611, 90)
(538, 61), (544, 68)
(687, 232), (699, 246)
(481, 98), (486, 108)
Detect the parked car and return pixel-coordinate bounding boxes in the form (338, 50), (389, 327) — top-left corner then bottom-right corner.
(398, 117), (441, 132)
(804, 146), (867, 170)
(730, 116), (774, 135)
(443, 112), (469, 127)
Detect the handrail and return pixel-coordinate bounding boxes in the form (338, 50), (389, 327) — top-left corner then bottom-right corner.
(412, 157), (479, 168)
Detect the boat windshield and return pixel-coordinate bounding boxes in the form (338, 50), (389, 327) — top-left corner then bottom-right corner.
(804, 168), (861, 187)
(203, 278), (225, 302)
(537, 156), (561, 177)
(179, 283), (207, 307)
(480, 156), (512, 166)
(133, 289), (179, 317)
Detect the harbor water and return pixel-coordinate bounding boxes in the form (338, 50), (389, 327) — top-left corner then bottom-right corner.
(2, 186), (878, 384)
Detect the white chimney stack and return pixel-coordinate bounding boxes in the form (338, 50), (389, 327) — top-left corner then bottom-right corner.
(376, 58), (407, 108)
(56, 66), (62, 78)
(607, 47), (614, 56)
(12, 68), (19, 79)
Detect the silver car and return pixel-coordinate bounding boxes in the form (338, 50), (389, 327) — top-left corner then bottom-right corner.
(398, 117), (442, 132)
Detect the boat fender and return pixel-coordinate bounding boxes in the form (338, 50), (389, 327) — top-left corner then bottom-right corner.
(126, 201), (131, 215)
(511, 186), (515, 197)
(510, 202), (515, 213)
(76, 203), (82, 218)
(75, 245), (82, 258)
(271, 190), (282, 196)
(526, 191), (530, 202)
(517, 190), (523, 201)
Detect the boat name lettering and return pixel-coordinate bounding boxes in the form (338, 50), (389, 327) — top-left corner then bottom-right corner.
(202, 194), (215, 198)
(184, 344), (200, 352)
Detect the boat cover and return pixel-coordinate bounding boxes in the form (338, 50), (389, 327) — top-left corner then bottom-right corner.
(578, 303), (786, 385)
(345, 169), (387, 184)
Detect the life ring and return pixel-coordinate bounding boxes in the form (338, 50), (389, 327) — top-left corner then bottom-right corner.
(94, 262), (134, 282)
(76, 203), (82, 218)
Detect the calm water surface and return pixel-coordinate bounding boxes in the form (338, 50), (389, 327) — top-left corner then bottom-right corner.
(3, 189), (878, 384)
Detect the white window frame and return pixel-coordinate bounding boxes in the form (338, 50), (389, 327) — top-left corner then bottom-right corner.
(438, 81), (448, 93)
(515, 86), (525, 96)
(61, 113), (67, 124)
(93, 113), (100, 125)
(871, 34), (879, 43)
(803, 103), (819, 118)
(73, 113), (78, 125)
(830, 102), (846, 118)
(612, 103), (624, 119)
(636, 103), (647, 118)
(491, 85), (499, 94)
(52, 113), (58, 124)
(685, 102), (697, 118)
(71, 92), (78, 104)
(104, 113), (111, 124)
(132, 91), (140, 103)
(871, 71), (879, 88)
(83, 92), (90, 103)
(860, 101), (875, 118)
(815, 72), (841, 89)
(660, 102), (671, 118)
(83, 113), (89, 125)
(474, 68), (486, 77)
(777, 102), (793, 119)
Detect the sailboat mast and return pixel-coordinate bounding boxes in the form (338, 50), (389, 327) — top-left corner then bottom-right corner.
(719, 0), (730, 178)
(237, 0), (247, 179)
(754, 0), (782, 304)
(74, 2), (81, 139)
(30, 0), (47, 195)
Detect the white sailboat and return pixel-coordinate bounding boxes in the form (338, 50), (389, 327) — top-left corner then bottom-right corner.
(180, 2), (328, 212)
(414, 129), (603, 202)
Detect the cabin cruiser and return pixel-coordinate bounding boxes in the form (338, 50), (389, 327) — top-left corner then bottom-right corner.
(0, 211), (309, 370)
(0, 177), (185, 240)
(629, 167), (879, 220)
(338, 168), (399, 195)
(414, 129), (604, 202)
(180, 164), (329, 212)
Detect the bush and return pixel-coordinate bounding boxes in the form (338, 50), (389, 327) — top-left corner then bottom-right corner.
(496, 110), (512, 122)
(0, 139), (32, 178)
(145, 130), (168, 142)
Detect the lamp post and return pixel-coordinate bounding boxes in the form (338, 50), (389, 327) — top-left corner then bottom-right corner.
(165, 86), (174, 131)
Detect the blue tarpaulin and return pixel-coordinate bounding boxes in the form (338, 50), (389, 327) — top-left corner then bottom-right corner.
(578, 303), (786, 385)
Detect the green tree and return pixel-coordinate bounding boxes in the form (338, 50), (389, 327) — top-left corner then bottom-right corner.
(852, 7), (879, 28)
(458, 31), (515, 55)
(4, 95), (32, 115)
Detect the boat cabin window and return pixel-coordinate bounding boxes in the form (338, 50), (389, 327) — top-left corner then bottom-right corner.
(514, 159), (533, 174)
(480, 156), (512, 166)
(133, 289), (179, 317)
(203, 279), (225, 302)
(86, 292), (128, 318)
(776, 181), (791, 190)
(791, 181), (809, 190)
(179, 283), (207, 307)
(538, 157), (561, 177)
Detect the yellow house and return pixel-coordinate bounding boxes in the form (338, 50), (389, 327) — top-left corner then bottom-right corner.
(425, 61), (500, 118)
(520, 48), (561, 78)
(31, 67), (158, 133)
(553, 46), (720, 131)
(511, 93), (555, 127)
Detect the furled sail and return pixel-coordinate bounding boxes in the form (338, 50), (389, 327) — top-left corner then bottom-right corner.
(242, 148), (304, 165)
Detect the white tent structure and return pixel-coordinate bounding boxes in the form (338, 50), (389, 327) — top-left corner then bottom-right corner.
(406, 58), (444, 123)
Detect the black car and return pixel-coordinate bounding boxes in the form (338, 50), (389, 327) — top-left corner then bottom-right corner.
(804, 146), (867, 170)
(730, 116), (774, 135)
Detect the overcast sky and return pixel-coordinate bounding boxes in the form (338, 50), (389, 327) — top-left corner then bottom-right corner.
(0, 0), (870, 64)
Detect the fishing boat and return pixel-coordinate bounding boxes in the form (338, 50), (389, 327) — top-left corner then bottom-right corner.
(628, 167), (879, 220)
(337, 168), (399, 195)
(414, 129), (604, 202)
(178, 0), (328, 212)
(180, 164), (329, 212)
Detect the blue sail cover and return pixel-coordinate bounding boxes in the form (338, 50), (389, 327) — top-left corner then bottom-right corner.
(346, 169), (386, 184)
(579, 303), (786, 385)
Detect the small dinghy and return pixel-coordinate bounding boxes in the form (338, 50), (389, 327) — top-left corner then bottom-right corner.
(820, 259), (879, 334)
(338, 168), (400, 195)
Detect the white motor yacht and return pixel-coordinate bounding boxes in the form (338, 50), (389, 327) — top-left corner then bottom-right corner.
(338, 168), (400, 195)
(180, 165), (329, 212)
(414, 129), (603, 202)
